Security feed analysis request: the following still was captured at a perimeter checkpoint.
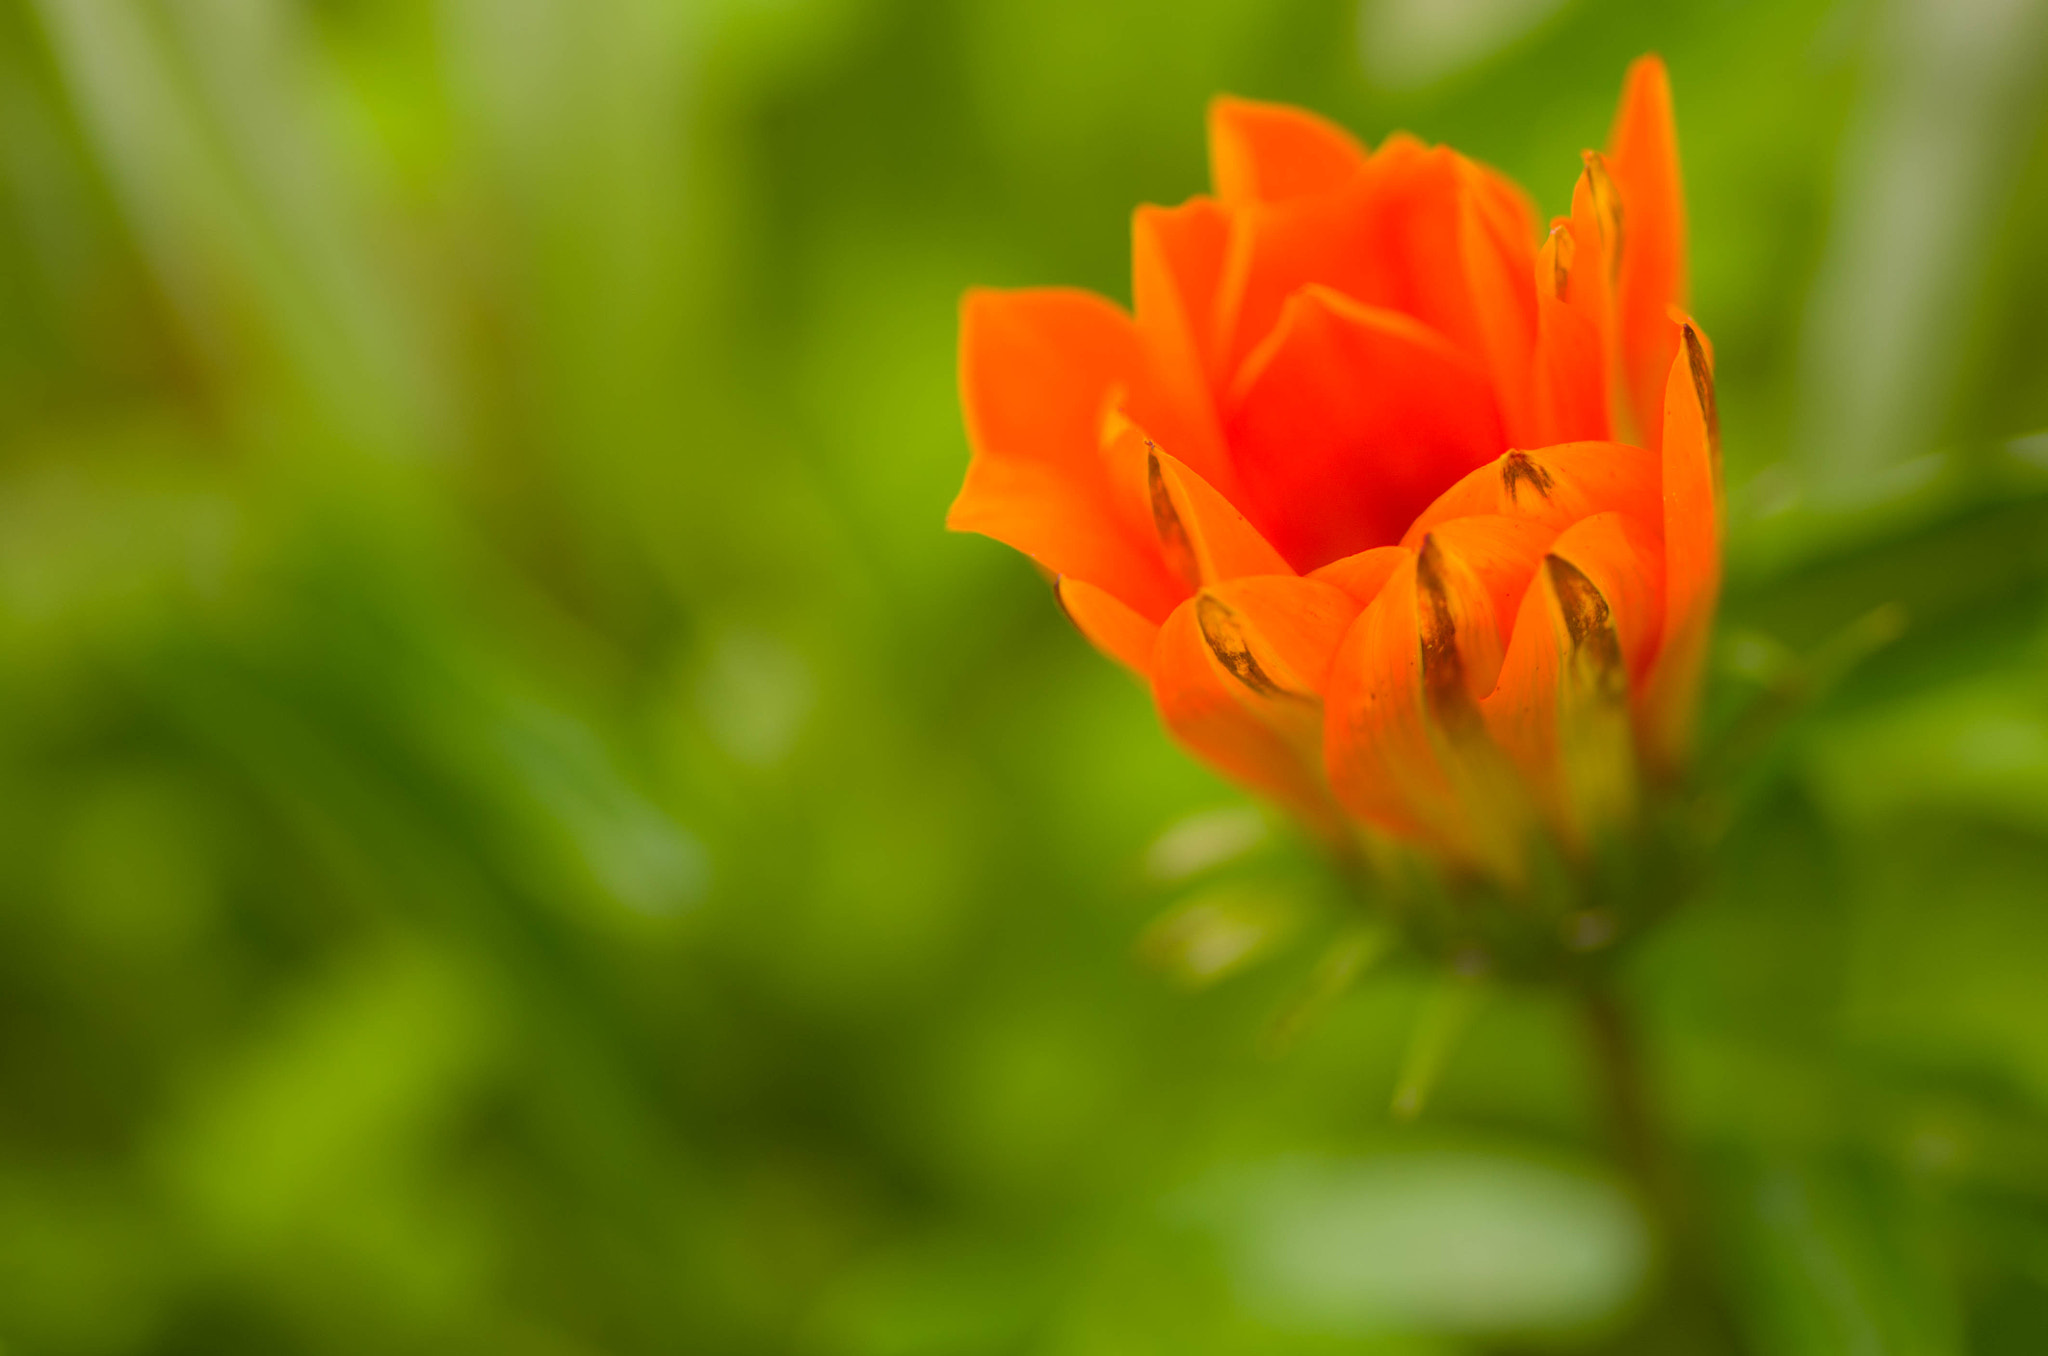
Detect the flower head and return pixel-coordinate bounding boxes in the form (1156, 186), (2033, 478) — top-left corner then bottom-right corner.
(952, 58), (1718, 890)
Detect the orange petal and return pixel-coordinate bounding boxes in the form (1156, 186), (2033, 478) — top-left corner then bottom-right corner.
(1643, 322), (1720, 774)
(1323, 550), (1535, 879)
(1549, 510), (1665, 685)
(1057, 575), (1160, 676)
(1606, 55), (1688, 449)
(1095, 407), (1159, 549)
(1145, 438), (1294, 584)
(1212, 139), (1538, 397)
(1456, 157), (1540, 447)
(1151, 581), (1354, 834)
(954, 288), (1209, 619)
(951, 454), (1186, 622)
(1531, 221), (1612, 445)
(1351, 142), (1536, 394)
(1311, 544), (1408, 607)
(1564, 153), (1626, 430)
(1404, 441), (1662, 548)
(1132, 198), (1237, 476)
(1202, 574), (1361, 695)
(1323, 552), (1438, 840)
(1210, 177), (1388, 381)
(1482, 533), (1642, 852)
(1226, 286), (1503, 572)
(1415, 514), (1560, 680)
(1209, 96), (1368, 205)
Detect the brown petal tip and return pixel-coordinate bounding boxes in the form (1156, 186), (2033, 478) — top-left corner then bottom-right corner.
(1416, 536), (1476, 726)
(1544, 555), (1624, 695)
(1501, 450), (1555, 504)
(1197, 593), (1293, 699)
(1578, 150), (1625, 269)
(1147, 442), (1200, 583)
(1680, 323), (1721, 467)
(1545, 222), (1576, 300)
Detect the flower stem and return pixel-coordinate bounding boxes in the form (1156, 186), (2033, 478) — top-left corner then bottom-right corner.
(1580, 978), (1675, 1224)
(1579, 977), (1742, 1351)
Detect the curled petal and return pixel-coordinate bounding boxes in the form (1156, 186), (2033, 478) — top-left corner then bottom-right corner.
(1324, 552), (1435, 839)
(1416, 515), (1560, 674)
(1152, 577), (1359, 833)
(1606, 55), (1688, 448)
(1418, 534), (1502, 715)
(1311, 544), (1408, 607)
(1324, 551), (1535, 878)
(1405, 441), (1662, 547)
(1549, 510), (1665, 684)
(1145, 438), (1294, 584)
(952, 453), (1186, 622)
(1209, 96), (1369, 205)
(954, 288), (1192, 619)
(1644, 322), (1721, 773)
(1056, 575), (1161, 676)
(1227, 286), (1503, 571)
(1203, 574), (1362, 696)
(1154, 601), (1328, 830)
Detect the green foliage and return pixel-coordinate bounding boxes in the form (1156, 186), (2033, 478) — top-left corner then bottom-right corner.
(2, 0), (2047, 1351)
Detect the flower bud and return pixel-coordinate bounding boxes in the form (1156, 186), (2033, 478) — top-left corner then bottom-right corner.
(953, 58), (1718, 913)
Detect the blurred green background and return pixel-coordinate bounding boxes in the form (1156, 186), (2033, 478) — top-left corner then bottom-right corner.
(4, 0), (2048, 1351)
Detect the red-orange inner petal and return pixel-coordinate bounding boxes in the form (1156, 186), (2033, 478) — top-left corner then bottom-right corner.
(1225, 287), (1503, 573)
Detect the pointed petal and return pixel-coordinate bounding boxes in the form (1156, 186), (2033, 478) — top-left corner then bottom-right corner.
(1644, 322), (1720, 773)
(1057, 575), (1160, 676)
(1323, 550), (1535, 878)
(1531, 221), (1612, 445)
(1226, 286), (1503, 571)
(1144, 437), (1294, 584)
(1606, 55), (1688, 449)
(1404, 441), (1662, 547)
(1151, 587), (1346, 833)
(1209, 96), (1368, 205)
(1311, 544), (1408, 607)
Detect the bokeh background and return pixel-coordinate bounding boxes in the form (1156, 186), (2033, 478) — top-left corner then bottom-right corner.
(3, 0), (2048, 1350)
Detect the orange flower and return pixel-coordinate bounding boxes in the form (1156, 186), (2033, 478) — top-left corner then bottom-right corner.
(951, 57), (1718, 885)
